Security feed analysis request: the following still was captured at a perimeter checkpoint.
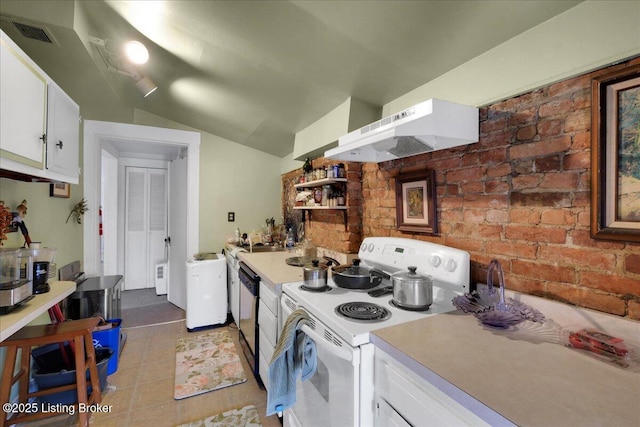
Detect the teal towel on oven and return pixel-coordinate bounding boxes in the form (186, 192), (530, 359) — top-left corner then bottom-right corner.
(266, 308), (317, 416)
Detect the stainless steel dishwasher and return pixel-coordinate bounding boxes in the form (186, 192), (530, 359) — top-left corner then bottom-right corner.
(238, 261), (260, 385)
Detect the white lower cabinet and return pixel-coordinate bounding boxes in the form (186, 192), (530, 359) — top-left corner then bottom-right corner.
(258, 281), (280, 387)
(374, 348), (493, 427)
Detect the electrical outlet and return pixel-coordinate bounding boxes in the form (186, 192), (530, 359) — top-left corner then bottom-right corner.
(228, 212), (235, 222)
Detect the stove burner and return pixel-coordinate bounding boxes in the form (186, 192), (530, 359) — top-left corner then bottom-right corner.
(335, 302), (391, 322)
(300, 284), (332, 293)
(389, 300), (431, 312)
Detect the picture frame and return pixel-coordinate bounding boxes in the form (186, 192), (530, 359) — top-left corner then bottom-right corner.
(395, 169), (437, 234)
(50, 182), (70, 198)
(590, 63), (640, 242)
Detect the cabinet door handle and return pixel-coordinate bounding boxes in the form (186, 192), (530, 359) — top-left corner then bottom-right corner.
(56, 140), (63, 149)
(40, 134), (46, 143)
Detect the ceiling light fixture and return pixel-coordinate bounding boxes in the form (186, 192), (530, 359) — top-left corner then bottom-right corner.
(135, 76), (158, 97)
(90, 37), (158, 98)
(124, 40), (149, 64)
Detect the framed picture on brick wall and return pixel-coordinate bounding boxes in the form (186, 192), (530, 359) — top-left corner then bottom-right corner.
(591, 63), (640, 242)
(395, 169), (437, 234)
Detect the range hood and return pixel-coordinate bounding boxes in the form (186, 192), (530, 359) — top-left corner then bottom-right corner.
(324, 99), (478, 163)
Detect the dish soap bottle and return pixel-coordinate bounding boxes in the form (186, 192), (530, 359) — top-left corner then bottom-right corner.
(286, 228), (295, 249)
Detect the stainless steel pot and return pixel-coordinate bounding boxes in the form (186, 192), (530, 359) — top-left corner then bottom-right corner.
(392, 266), (433, 310)
(303, 259), (329, 289)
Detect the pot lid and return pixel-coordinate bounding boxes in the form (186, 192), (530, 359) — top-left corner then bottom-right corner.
(392, 266), (432, 284)
(303, 259), (330, 272)
(332, 259), (372, 277)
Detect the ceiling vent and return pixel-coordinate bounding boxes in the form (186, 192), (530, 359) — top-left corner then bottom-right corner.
(0, 15), (58, 45)
(12, 21), (52, 43)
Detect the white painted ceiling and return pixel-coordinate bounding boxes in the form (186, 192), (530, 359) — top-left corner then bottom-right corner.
(0, 1), (583, 158)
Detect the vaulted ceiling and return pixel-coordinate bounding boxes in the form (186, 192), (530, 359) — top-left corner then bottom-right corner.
(0, 1), (583, 157)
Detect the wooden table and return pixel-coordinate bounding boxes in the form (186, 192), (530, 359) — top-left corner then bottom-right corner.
(0, 281), (76, 342)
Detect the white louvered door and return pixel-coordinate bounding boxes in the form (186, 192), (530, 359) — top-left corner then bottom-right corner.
(124, 167), (168, 290)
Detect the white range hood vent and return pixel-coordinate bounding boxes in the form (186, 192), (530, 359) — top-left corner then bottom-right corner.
(324, 99), (478, 163)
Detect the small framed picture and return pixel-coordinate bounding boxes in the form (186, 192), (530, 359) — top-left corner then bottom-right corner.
(50, 182), (70, 198)
(395, 169), (437, 235)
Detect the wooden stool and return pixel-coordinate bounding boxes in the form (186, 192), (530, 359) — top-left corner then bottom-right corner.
(0, 317), (102, 427)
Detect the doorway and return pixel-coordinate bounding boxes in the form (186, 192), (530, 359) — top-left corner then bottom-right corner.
(83, 121), (200, 311)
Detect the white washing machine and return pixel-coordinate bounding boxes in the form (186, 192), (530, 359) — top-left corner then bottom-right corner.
(185, 254), (227, 331)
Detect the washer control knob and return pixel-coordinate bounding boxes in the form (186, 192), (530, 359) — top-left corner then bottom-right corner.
(444, 258), (457, 272)
(368, 243), (375, 252)
(430, 255), (442, 268)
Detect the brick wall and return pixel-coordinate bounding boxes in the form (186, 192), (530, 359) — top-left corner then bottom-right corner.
(283, 58), (640, 320)
(360, 57), (640, 320)
(282, 160), (362, 253)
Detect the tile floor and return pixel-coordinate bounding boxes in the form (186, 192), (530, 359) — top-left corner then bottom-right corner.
(27, 320), (281, 427)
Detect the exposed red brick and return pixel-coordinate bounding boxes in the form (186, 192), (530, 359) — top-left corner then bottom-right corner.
(580, 271), (640, 295)
(485, 179), (509, 194)
(486, 240), (537, 259)
(539, 172), (579, 189)
(461, 181), (484, 194)
(485, 162), (511, 177)
(540, 246), (616, 270)
(505, 224), (566, 244)
(626, 254), (640, 274)
(512, 175), (541, 190)
(539, 99), (573, 118)
(534, 155), (562, 172)
(516, 125), (537, 141)
(564, 109), (591, 133)
(509, 208), (541, 224)
(463, 209), (485, 223)
(577, 289), (626, 316)
(540, 209), (575, 226)
(507, 108), (537, 126)
(572, 131), (591, 150)
(629, 300), (640, 321)
(447, 166), (486, 183)
(537, 119), (562, 138)
(510, 135), (572, 160)
(564, 151), (590, 170)
(512, 259), (575, 283)
(511, 191), (572, 208)
(462, 194), (509, 209)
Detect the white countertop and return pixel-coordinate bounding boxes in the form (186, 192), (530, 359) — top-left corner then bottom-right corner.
(0, 280), (76, 341)
(371, 308), (640, 426)
(237, 251), (304, 286)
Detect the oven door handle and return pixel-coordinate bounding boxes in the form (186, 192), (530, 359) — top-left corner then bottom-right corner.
(300, 324), (354, 364)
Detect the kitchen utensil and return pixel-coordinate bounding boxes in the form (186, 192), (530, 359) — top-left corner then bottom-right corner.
(391, 266), (433, 310)
(303, 259), (330, 289)
(331, 259), (389, 290)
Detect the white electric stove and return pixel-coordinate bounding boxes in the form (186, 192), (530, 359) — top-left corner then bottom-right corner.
(279, 237), (471, 427)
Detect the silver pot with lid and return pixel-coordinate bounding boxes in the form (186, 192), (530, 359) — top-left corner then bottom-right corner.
(391, 266), (433, 310)
(303, 259), (331, 289)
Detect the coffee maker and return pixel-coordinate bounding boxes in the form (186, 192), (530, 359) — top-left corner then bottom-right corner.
(33, 261), (50, 294)
(20, 248), (56, 295)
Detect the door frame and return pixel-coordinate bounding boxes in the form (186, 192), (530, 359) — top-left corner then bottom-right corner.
(83, 121), (200, 286)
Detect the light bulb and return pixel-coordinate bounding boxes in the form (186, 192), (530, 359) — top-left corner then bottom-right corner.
(124, 40), (149, 65)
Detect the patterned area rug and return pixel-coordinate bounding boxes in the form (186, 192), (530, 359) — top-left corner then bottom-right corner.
(175, 405), (262, 427)
(174, 329), (247, 399)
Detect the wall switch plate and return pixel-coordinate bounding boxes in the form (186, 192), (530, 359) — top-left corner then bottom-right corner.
(228, 212), (235, 222)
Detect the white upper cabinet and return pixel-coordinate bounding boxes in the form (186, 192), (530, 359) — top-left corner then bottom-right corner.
(0, 29), (80, 184)
(46, 83), (79, 179)
(0, 31), (47, 169)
